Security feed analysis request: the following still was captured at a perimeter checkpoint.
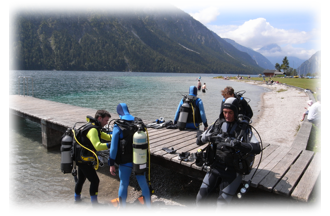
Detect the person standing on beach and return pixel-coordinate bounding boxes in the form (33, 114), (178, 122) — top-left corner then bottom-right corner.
(220, 86), (253, 120)
(174, 86), (208, 131)
(109, 103), (151, 208)
(307, 95), (321, 126)
(74, 110), (112, 205)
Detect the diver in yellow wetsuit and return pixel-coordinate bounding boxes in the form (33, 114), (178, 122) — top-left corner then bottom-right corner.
(74, 110), (112, 205)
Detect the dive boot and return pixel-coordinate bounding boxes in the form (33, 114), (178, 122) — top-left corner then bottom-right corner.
(91, 195), (109, 208)
(110, 198), (127, 215)
(138, 195), (156, 215)
(74, 193), (82, 203)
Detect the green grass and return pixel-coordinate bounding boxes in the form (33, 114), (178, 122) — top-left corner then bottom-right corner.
(307, 124), (321, 152)
(249, 77), (320, 93)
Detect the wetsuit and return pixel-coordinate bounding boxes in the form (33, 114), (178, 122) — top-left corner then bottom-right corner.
(174, 86), (208, 129)
(74, 123), (111, 202)
(109, 103), (151, 208)
(196, 122), (250, 215)
(197, 97), (260, 208)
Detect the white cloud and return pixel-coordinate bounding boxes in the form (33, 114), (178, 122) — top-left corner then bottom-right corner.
(208, 18), (318, 59)
(258, 45), (317, 60)
(315, 14), (321, 22)
(189, 7), (220, 24)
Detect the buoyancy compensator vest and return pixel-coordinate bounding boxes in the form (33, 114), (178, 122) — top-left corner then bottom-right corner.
(177, 95), (202, 130)
(60, 116), (102, 174)
(114, 119), (138, 165)
(74, 122), (101, 164)
(208, 118), (256, 175)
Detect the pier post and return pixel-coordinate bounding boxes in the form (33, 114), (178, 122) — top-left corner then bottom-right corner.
(41, 118), (65, 149)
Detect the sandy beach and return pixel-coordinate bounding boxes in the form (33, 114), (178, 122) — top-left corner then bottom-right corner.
(246, 81), (310, 147)
(79, 82), (308, 215)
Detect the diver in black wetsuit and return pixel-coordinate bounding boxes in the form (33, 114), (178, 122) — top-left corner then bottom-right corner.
(220, 86), (253, 120)
(196, 97), (261, 209)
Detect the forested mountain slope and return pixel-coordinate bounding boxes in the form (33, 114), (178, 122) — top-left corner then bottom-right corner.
(11, 7), (264, 74)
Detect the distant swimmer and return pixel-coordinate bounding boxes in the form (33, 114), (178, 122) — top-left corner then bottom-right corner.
(197, 80), (201, 91)
(201, 83), (207, 93)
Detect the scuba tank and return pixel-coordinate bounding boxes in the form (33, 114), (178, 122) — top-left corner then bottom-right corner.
(177, 98), (190, 130)
(60, 128), (74, 174)
(132, 126), (148, 175)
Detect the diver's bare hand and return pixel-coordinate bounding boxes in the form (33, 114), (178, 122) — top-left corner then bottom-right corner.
(110, 166), (116, 176)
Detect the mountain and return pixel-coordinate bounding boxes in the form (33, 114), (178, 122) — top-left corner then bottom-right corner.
(223, 38), (275, 70)
(257, 44), (306, 69)
(258, 43), (282, 53)
(11, 7), (264, 74)
(297, 51), (321, 75)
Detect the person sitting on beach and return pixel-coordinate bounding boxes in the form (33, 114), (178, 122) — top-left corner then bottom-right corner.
(220, 86), (253, 120)
(301, 100), (313, 121)
(174, 86), (208, 131)
(196, 97), (261, 209)
(307, 95), (321, 126)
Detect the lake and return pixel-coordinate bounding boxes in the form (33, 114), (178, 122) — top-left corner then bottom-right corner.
(9, 70), (269, 210)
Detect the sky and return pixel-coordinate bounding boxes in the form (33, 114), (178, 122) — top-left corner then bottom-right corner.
(172, 1), (321, 61)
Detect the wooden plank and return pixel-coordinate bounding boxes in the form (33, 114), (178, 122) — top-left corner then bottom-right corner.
(148, 128), (179, 138)
(160, 139), (197, 162)
(243, 144), (280, 182)
(148, 130), (190, 144)
(151, 136), (196, 154)
(258, 148), (302, 192)
(291, 153), (321, 202)
(273, 150), (314, 196)
(291, 121), (313, 150)
(149, 131), (195, 149)
(250, 147), (291, 187)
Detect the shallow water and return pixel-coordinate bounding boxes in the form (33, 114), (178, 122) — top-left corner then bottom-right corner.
(9, 71), (269, 208)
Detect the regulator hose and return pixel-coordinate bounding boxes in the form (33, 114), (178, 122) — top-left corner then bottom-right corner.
(72, 129), (100, 170)
(144, 127), (154, 194)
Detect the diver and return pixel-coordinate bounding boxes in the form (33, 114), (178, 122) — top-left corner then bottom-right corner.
(74, 110), (112, 205)
(174, 86), (208, 131)
(109, 103), (151, 208)
(220, 86), (253, 120)
(196, 97), (261, 208)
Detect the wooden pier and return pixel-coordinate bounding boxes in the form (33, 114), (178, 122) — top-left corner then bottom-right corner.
(9, 95), (320, 202)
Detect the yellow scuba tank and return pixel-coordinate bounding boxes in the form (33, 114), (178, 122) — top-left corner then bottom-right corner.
(177, 98), (190, 130)
(132, 129), (148, 174)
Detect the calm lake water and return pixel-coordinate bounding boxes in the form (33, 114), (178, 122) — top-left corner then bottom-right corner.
(9, 71), (269, 210)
